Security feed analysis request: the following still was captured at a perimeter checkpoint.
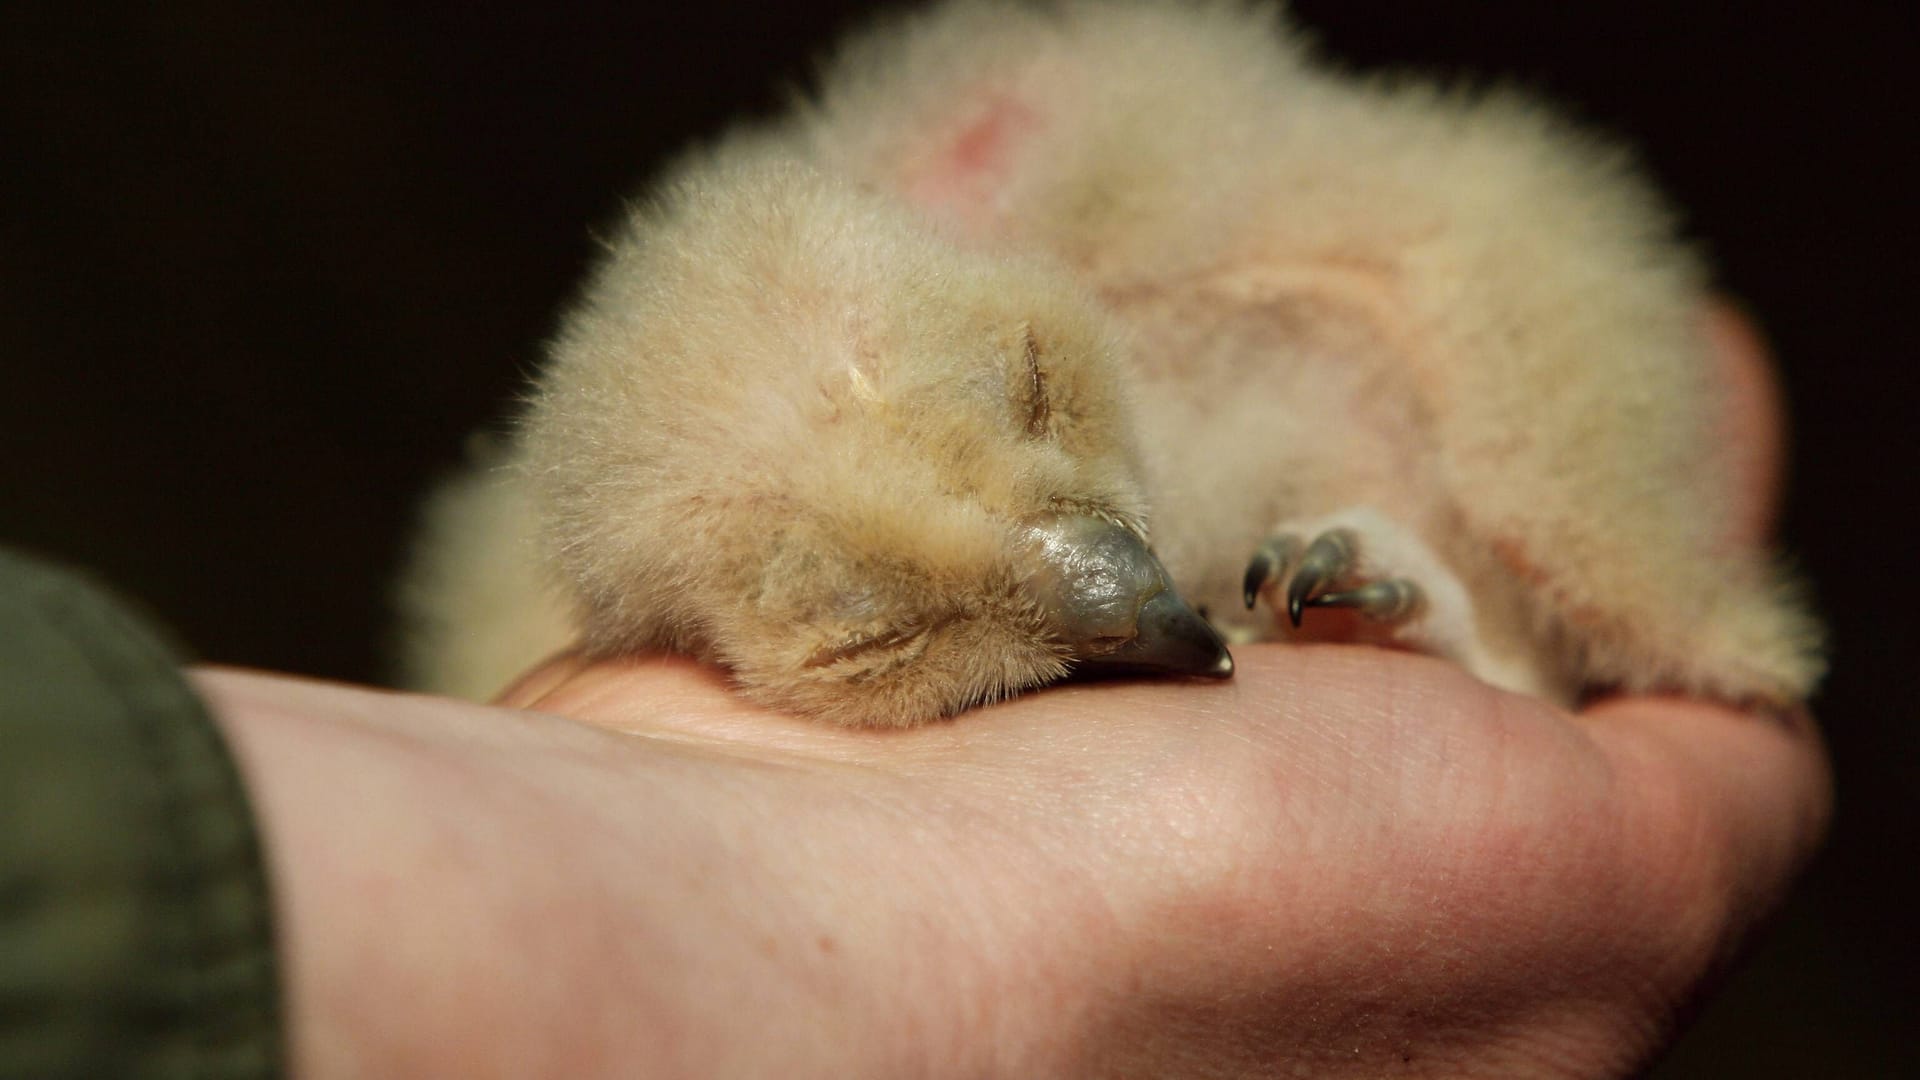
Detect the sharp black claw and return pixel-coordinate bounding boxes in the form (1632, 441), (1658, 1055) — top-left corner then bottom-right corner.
(1303, 580), (1425, 622)
(1242, 556), (1270, 609)
(1243, 535), (1304, 610)
(1285, 529), (1357, 627)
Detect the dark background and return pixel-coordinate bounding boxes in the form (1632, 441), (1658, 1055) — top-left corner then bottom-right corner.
(3, 3), (1912, 1073)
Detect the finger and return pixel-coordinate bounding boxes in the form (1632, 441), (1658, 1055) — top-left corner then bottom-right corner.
(493, 648), (593, 710)
(1579, 693), (1831, 954)
(1702, 298), (1788, 547)
(499, 650), (896, 763)
(499, 652), (732, 731)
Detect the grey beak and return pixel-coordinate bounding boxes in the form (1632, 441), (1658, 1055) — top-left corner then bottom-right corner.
(1019, 513), (1235, 681)
(1077, 587), (1234, 678)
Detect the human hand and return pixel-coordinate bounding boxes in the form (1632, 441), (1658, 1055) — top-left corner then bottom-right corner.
(203, 307), (1825, 1079)
(499, 302), (1826, 1077)
(483, 639), (1824, 1077)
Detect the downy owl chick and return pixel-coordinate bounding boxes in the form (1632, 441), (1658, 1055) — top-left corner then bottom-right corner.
(400, 0), (1823, 725)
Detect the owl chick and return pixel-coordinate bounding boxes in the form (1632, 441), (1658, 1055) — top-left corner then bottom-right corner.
(399, 0), (1823, 725)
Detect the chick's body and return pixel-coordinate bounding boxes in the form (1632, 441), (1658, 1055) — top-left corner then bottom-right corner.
(400, 0), (1822, 724)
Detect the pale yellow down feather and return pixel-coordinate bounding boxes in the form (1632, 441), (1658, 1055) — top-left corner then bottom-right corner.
(400, 0), (1823, 723)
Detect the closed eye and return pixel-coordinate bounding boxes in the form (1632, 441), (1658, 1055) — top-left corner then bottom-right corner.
(1021, 324), (1051, 439)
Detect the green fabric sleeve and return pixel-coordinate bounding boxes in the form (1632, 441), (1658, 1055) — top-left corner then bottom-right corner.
(0, 550), (282, 1079)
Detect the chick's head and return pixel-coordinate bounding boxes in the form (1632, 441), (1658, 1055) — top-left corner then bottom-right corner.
(526, 164), (1228, 726)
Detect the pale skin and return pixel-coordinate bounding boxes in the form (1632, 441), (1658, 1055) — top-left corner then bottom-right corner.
(196, 305), (1829, 1078)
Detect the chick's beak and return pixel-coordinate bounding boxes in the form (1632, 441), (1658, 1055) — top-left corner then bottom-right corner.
(1089, 586), (1235, 678)
(1020, 513), (1234, 680)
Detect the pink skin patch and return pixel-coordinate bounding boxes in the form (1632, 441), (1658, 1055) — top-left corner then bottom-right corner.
(1700, 300), (1785, 550)
(899, 93), (1040, 235)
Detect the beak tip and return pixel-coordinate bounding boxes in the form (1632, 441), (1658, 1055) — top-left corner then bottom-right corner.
(1077, 589), (1236, 681)
(1209, 649), (1235, 678)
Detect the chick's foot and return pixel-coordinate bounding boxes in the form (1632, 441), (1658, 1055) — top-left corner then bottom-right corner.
(1242, 508), (1480, 659)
